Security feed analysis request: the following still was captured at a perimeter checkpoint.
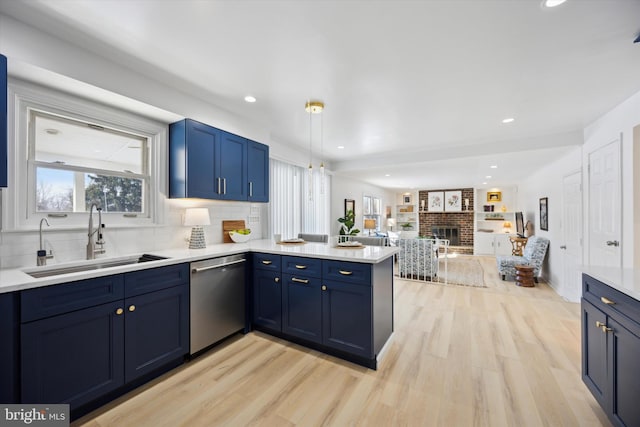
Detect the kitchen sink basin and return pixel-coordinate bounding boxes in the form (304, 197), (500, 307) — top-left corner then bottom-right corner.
(24, 254), (168, 278)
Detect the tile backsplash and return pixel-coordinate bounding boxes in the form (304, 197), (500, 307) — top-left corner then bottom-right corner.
(0, 199), (267, 269)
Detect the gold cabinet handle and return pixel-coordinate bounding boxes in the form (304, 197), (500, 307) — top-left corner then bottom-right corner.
(274, 277), (280, 283)
(321, 285), (327, 291)
(339, 270), (353, 275)
(602, 326), (613, 333)
(261, 260), (272, 265)
(291, 277), (309, 284)
(116, 308), (124, 315)
(596, 321), (605, 329)
(129, 305), (136, 312)
(295, 265), (307, 269)
(600, 296), (615, 305)
(596, 321), (613, 333)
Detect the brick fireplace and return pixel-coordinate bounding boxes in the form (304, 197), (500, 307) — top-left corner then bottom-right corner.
(418, 188), (474, 254)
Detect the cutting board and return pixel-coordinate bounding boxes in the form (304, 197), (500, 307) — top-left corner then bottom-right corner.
(222, 220), (246, 243)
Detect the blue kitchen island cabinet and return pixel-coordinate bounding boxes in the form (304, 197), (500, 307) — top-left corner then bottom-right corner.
(20, 264), (189, 418)
(252, 254), (393, 369)
(247, 140), (269, 202)
(252, 253), (282, 332)
(582, 273), (640, 427)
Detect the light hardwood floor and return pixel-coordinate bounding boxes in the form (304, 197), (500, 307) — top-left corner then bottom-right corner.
(75, 257), (610, 427)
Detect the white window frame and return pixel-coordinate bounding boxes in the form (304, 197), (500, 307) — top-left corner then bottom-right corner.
(3, 79), (167, 231)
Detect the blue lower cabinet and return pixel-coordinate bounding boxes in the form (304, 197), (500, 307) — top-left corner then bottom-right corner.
(0, 292), (19, 403)
(582, 299), (607, 408)
(282, 274), (322, 343)
(322, 280), (372, 358)
(608, 317), (640, 427)
(124, 284), (189, 383)
(21, 300), (125, 408)
(253, 269), (282, 331)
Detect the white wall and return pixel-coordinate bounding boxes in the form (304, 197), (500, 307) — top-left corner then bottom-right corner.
(583, 89), (640, 269)
(331, 175), (395, 236)
(517, 147), (582, 300)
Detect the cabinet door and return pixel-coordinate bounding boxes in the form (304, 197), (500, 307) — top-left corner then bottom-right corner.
(253, 269), (281, 331)
(124, 285), (189, 383)
(21, 301), (125, 409)
(474, 233), (495, 255)
(582, 298), (607, 409)
(185, 120), (219, 199)
(609, 317), (640, 427)
(0, 292), (18, 403)
(247, 140), (269, 202)
(494, 234), (513, 256)
(322, 280), (372, 358)
(218, 130), (247, 200)
(282, 274), (322, 344)
(0, 54), (6, 187)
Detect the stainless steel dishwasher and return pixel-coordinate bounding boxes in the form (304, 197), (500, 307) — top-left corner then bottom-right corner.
(190, 254), (246, 355)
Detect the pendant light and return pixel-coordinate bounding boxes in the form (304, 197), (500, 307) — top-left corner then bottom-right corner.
(305, 101), (325, 201)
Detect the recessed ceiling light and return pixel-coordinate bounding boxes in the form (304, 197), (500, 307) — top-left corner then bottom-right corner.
(482, 182), (487, 185)
(337, 145), (345, 149)
(244, 95), (256, 103)
(385, 174), (391, 177)
(542, 0), (567, 8)
(485, 175), (492, 179)
(490, 165), (498, 169)
(502, 118), (515, 124)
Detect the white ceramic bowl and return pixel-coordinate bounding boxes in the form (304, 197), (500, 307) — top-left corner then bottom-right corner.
(229, 230), (251, 243)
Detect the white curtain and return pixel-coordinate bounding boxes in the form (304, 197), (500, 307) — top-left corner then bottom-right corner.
(270, 159), (331, 239)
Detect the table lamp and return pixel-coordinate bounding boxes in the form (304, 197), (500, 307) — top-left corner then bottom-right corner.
(184, 208), (211, 249)
(364, 219), (376, 236)
(503, 221), (512, 234)
(387, 218), (396, 231)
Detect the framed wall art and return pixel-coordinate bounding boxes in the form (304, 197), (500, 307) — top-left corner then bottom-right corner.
(539, 197), (548, 231)
(344, 199), (355, 216)
(487, 191), (502, 202)
(444, 190), (462, 212)
(428, 191), (444, 212)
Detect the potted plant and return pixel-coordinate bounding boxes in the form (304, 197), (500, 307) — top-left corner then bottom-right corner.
(401, 222), (413, 230)
(337, 210), (360, 235)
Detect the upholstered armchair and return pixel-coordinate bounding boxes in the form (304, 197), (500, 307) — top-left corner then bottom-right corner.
(496, 236), (550, 281)
(397, 238), (439, 281)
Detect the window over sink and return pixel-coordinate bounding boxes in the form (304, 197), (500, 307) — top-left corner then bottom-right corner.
(3, 79), (167, 230)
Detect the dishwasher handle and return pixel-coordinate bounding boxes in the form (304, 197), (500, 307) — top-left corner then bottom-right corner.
(192, 259), (246, 274)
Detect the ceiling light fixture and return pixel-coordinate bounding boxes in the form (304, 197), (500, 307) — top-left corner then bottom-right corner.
(542, 0), (567, 7)
(244, 95), (256, 103)
(486, 175), (492, 179)
(385, 174), (391, 177)
(490, 165), (498, 169)
(337, 145), (344, 149)
(305, 100), (325, 200)
(482, 182), (488, 185)
(502, 118), (515, 124)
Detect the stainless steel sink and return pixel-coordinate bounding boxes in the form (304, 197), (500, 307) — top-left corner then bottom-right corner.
(24, 254), (168, 278)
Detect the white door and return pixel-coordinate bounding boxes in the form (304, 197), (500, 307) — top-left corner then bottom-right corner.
(588, 139), (621, 267)
(561, 171), (583, 302)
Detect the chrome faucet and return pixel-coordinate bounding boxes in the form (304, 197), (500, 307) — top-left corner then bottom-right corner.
(37, 218), (54, 266)
(87, 203), (106, 259)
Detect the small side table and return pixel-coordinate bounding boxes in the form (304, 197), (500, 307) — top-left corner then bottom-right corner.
(515, 264), (535, 287)
(509, 236), (528, 256)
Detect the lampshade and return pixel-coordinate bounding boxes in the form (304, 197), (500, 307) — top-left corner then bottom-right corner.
(364, 219), (376, 230)
(387, 218), (396, 227)
(183, 208), (211, 226)
(503, 221), (512, 228)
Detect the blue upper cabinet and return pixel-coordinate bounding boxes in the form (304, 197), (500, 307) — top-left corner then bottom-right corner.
(218, 130), (248, 200)
(169, 119), (268, 202)
(1, 54), (7, 188)
(247, 140), (269, 202)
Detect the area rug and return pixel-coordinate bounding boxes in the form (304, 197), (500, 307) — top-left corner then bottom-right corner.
(433, 256), (487, 287)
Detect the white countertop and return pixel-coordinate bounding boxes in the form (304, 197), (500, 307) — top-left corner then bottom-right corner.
(582, 265), (640, 302)
(0, 239), (398, 294)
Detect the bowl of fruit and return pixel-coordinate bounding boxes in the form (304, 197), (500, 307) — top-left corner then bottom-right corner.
(228, 228), (251, 243)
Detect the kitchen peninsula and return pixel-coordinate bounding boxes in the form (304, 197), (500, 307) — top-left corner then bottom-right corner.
(0, 240), (397, 419)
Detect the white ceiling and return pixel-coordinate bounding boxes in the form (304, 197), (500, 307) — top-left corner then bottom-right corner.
(2, 0), (639, 190)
